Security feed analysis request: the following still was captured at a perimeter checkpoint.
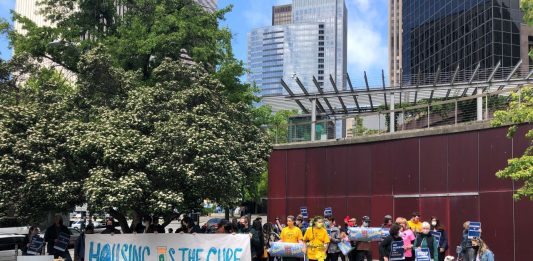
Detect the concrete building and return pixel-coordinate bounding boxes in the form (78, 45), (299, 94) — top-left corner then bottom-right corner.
(248, 0), (347, 97)
(388, 0), (402, 87)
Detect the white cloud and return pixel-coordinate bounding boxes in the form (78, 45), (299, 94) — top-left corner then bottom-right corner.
(346, 0), (388, 78)
(275, 0), (292, 5)
(352, 0), (370, 12)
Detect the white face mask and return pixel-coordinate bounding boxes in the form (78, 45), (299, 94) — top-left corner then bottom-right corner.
(431, 221), (437, 227)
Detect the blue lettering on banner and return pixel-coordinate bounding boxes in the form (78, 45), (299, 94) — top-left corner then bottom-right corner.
(415, 248), (431, 261)
(89, 241), (244, 261)
(88, 242), (151, 261)
(390, 240), (404, 261)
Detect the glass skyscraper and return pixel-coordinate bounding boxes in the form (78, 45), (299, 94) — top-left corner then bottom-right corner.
(247, 0), (347, 97)
(402, 0), (523, 81)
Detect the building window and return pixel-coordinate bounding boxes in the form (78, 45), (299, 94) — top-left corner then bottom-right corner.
(318, 59), (324, 63)
(318, 70), (324, 74)
(319, 36), (324, 40)
(318, 53), (324, 57)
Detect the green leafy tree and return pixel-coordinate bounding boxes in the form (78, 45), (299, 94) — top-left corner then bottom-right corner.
(491, 87), (533, 200)
(1, 0), (270, 228)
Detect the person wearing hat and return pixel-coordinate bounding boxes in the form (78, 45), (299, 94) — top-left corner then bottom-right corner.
(381, 215), (393, 229)
(407, 212), (422, 234)
(352, 216), (372, 261)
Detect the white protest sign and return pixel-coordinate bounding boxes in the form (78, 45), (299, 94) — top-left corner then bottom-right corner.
(85, 234), (251, 261)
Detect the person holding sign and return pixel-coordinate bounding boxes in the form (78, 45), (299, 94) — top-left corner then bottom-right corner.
(379, 224), (404, 261)
(395, 218), (415, 261)
(44, 215), (72, 261)
(460, 221), (476, 261)
(413, 222), (438, 261)
(471, 238), (494, 261)
(21, 226), (40, 255)
(280, 215), (304, 261)
(303, 216), (330, 261)
(429, 217), (448, 261)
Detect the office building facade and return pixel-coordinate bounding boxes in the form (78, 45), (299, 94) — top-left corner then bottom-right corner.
(388, 0), (402, 87)
(248, 0), (347, 97)
(400, 0), (524, 83)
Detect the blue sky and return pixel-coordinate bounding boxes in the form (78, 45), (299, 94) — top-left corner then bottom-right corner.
(0, 0), (389, 83)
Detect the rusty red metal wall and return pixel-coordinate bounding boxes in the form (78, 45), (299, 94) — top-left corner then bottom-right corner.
(268, 124), (533, 261)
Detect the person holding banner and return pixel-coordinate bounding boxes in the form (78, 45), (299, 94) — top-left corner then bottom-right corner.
(413, 222), (438, 261)
(74, 224), (94, 261)
(471, 238), (494, 261)
(379, 224), (404, 261)
(303, 216), (330, 261)
(279, 215), (304, 261)
(395, 218), (415, 261)
(429, 217), (448, 261)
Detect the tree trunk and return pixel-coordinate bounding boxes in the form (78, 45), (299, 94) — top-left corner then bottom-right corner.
(129, 210), (143, 232)
(225, 206), (230, 220)
(108, 208), (132, 234)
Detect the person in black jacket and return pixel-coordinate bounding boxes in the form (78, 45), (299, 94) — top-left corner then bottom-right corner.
(44, 215), (72, 260)
(100, 219), (121, 234)
(429, 216), (448, 261)
(379, 224), (404, 261)
(176, 216), (202, 233)
(21, 226), (40, 255)
(414, 222), (438, 261)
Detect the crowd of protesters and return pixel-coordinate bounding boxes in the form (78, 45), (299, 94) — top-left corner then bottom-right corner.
(23, 211), (494, 261)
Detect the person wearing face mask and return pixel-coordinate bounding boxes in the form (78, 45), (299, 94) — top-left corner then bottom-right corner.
(471, 238), (494, 261)
(176, 216), (202, 234)
(75, 224), (94, 261)
(101, 219), (121, 234)
(379, 224), (404, 261)
(238, 216), (261, 260)
(414, 222), (438, 261)
(280, 215), (304, 261)
(407, 212), (422, 234)
(354, 216), (372, 261)
(303, 216), (330, 261)
(395, 217), (415, 261)
(326, 218), (342, 261)
(429, 216), (448, 261)
(344, 216), (358, 261)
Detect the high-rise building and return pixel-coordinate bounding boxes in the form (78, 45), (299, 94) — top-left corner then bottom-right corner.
(272, 4), (293, 25)
(399, 0), (525, 83)
(388, 0), (402, 87)
(15, 0), (216, 31)
(248, 0), (347, 97)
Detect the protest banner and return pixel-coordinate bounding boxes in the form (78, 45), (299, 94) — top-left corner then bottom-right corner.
(390, 240), (405, 261)
(468, 222), (481, 239)
(17, 256), (53, 261)
(27, 236), (44, 255)
(346, 227), (388, 242)
(300, 207), (308, 219)
(268, 242), (305, 258)
(324, 207), (332, 217)
(337, 240), (354, 256)
(53, 232), (70, 252)
(85, 234), (251, 261)
(415, 248), (431, 261)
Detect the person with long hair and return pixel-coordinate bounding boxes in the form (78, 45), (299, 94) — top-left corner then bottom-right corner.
(429, 216), (448, 261)
(253, 219), (266, 261)
(326, 217), (342, 261)
(21, 226), (40, 255)
(379, 224), (404, 261)
(471, 238), (494, 261)
(395, 217), (415, 261)
(303, 216), (330, 261)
